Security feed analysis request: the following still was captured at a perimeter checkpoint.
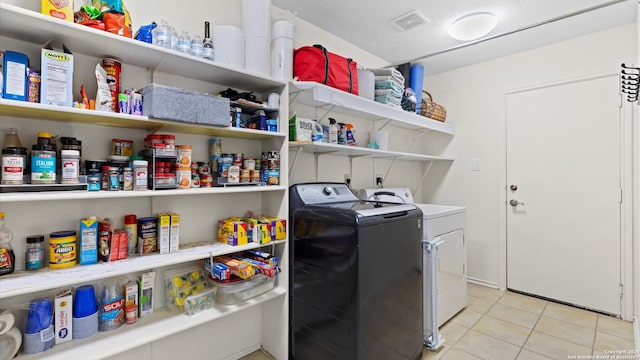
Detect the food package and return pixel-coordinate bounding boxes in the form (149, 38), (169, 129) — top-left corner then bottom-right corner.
(95, 63), (114, 112)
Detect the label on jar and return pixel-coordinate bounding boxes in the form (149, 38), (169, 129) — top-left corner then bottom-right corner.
(61, 158), (80, 182)
(31, 153), (56, 182)
(134, 168), (147, 189)
(26, 247), (43, 269)
(2, 155), (24, 182)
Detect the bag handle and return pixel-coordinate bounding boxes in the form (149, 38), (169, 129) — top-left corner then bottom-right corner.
(313, 44), (329, 85)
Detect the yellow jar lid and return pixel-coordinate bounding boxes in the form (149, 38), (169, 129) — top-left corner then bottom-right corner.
(37, 131), (52, 138)
(0, 212), (4, 219)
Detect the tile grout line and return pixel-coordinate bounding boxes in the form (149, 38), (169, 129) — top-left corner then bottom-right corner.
(513, 299), (549, 360)
(592, 315), (600, 356)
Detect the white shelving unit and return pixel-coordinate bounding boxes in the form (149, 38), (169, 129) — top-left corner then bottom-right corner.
(0, 4), (289, 360)
(288, 81), (455, 192)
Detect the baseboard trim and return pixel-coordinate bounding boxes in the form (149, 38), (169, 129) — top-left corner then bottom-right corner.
(222, 344), (261, 360)
(467, 277), (500, 290)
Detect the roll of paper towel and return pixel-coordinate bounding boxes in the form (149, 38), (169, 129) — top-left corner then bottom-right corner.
(271, 20), (293, 80)
(214, 25), (244, 69)
(357, 69), (375, 100)
(243, 0), (271, 76)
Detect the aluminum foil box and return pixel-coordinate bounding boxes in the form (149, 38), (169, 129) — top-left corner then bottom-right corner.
(142, 83), (230, 126)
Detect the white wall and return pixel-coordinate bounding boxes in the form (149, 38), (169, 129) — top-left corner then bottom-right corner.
(423, 24), (637, 304)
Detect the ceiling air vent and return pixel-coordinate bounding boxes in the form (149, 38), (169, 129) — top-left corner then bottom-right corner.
(391, 10), (430, 31)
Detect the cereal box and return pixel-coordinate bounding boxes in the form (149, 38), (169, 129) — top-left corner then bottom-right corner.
(42, 0), (73, 22)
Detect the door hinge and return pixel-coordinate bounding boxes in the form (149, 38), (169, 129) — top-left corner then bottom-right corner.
(620, 188), (623, 204)
(619, 284), (623, 298)
(618, 93), (623, 108)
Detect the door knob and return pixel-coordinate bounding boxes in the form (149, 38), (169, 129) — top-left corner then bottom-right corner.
(510, 185), (518, 191)
(509, 199), (524, 206)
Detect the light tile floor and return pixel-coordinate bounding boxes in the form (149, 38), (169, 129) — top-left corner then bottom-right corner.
(241, 283), (636, 360)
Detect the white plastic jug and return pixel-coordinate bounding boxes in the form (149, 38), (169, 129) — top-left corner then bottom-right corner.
(311, 120), (324, 142)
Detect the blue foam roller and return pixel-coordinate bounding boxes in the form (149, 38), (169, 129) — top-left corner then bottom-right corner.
(410, 64), (425, 114)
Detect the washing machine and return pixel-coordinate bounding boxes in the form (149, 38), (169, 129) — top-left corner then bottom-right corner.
(290, 183), (424, 360)
(359, 188), (466, 350)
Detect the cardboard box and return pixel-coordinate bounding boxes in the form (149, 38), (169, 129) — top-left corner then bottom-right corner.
(288, 115), (314, 142)
(261, 217), (287, 240)
(124, 280), (138, 323)
(115, 229), (128, 260)
(139, 271), (155, 318)
(54, 289), (73, 344)
(3, 51), (28, 101)
(157, 213), (170, 254)
(41, 0), (74, 22)
(168, 212), (180, 253)
(98, 219), (111, 262)
(79, 217), (98, 265)
(40, 40), (73, 107)
(223, 221), (248, 246)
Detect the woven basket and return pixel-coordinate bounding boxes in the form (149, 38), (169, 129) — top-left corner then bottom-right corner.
(420, 91), (447, 122)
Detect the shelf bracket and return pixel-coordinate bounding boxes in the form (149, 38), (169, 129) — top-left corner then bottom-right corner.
(316, 104), (336, 122)
(289, 146), (303, 173)
(314, 153), (320, 182)
(375, 119), (393, 131)
(413, 161), (434, 197)
(289, 90), (301, 105)
(383, 157), (399, 183)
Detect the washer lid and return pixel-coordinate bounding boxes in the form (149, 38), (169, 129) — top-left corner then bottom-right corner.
(416, 204), (466, 219)
(357, 187), (413, 203)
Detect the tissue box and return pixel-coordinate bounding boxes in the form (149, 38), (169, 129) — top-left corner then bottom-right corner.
(54, 289), (73, 344)
(142, 83), (230, 126)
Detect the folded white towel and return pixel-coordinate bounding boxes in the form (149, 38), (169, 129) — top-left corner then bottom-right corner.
(368, 68), (405, 85)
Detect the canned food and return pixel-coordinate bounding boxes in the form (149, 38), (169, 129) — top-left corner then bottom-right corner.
(232, 153), (244, 165)
(243, 158), (255, 170)
(209, 138), (222, 156)
(49, 231), (77, 268)
(111, 139), (133, 157)
(240, 169), (250, 183)
(176, 145), (192, 169)
(108, 167), (120, 191)
(102, 58), (122, 112)
(177, 169), (191, 189)
(200, 173), (213, 187)
(198, 162), (210, 174)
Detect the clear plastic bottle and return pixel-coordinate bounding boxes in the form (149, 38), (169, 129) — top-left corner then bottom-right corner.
(153, 20), (171, 49)
(177, 31), (191, 54)
(191, 36), (204, 58)
(0, 212), (15, 276)
(2, 128), (22, 149)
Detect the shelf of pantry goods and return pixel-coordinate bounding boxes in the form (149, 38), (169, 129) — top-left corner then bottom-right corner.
(16, 288), (286, 360)
(0, 3), (285, 92)
(0, 184), (286, 203)
(289, 141), (454, 162)
(0, 99), (285, 140)
(0, 239), (286, 300)
(289, 81), (456, 135)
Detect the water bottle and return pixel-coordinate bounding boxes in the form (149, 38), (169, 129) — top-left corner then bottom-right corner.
(154, 20), (170, 49)
(99, 282), (125, 331)
(191, 36), (204, 58)
(177, 32), (191, 54)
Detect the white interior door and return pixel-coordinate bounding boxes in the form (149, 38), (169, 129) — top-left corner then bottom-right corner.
(506, 75), (621, 315)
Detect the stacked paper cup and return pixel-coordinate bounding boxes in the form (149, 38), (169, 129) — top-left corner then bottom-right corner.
(271, 20), (293, 81)
(243, 0), (271, 77)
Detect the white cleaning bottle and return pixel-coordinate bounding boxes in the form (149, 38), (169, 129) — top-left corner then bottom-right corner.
(311, 120), (324, 142)
(328, 118), (338, 144)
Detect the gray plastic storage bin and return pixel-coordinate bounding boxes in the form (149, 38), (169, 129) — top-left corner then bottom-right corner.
(142, 83), (230, 126)
(210, 274), (276, 305)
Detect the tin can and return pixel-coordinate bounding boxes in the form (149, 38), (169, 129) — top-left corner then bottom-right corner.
(111, 139), (133, 157)
(240, 169), (250, 183)
(232, 153), (244, 166)
(102, 58), (122, 112)
(191, 174), (201, 188)
(49, 231), (77, 269)
(176, 145), (192, 169)
(267, 151), (280, 170)
(250, 170), (260, 183)
(218, 155), (232, 177)
(177, 169), (191, 189)
(200, 173), (213, 187)
(209, 138), (222, 156)
(243, 158), (255, 171)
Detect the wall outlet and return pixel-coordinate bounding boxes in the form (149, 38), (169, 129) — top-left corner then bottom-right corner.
(344, 173), (352, 187)
(375, 173), (384, 188)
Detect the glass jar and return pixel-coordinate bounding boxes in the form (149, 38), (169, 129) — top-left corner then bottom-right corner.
(2, 128), (22, 149)
(31, 144), (56, 184)
(123, 167), (133, 191)
(1, 147), (26, 185)
(25, 235), (45, 270)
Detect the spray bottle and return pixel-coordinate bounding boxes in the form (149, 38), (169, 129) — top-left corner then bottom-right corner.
(328, 118), (339, 144)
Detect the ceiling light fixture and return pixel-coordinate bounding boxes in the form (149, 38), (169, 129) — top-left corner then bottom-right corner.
(448, 12), (498, 41)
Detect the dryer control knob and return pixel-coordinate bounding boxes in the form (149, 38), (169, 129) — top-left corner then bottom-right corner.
(322, 186), (333, 195)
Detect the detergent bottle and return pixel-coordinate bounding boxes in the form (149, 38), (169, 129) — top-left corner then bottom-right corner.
(311, 120), (324, 142)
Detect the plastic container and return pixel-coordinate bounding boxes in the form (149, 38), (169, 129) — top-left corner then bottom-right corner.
(25, 235), (45, 270)
(209, 274), (275, 305)
(61, 149), (80, 184)
(2, 128), (22, 149)
(184, 287), (217, 315)
(49, 230), (77, 268)
(165, 267), (208, 312)
(31, 144), (56, 184)
(133, 160), (148, 191)
(0, 212), (15, 276)
(271, 20), (293, 81)
(1, 147), (26, 185)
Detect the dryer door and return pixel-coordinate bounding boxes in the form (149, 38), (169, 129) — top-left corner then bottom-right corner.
(436, 229), (467, 326)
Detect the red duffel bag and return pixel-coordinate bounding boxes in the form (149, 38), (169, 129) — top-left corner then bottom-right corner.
(293, 45), (359, 95)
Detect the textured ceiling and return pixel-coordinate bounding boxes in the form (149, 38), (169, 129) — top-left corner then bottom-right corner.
(271, 0), (637, 74)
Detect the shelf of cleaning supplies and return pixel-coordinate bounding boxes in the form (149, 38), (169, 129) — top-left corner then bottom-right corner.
(289, 141), (454, 161)
(0, 3), (285, 92)
(15, 288), (286, 360)
(0, 240), (286, 299)
(289, 81), (455, 135)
